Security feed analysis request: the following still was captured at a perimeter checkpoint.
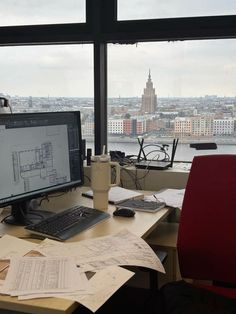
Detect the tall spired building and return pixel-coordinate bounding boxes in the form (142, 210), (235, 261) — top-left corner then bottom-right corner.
(141, 70), (157, 114)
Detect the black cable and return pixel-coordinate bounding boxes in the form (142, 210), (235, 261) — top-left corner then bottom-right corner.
(38, 191), (68, 206)
(120, 167), (138, 189)
(144, 145), (170, 160)
(84, 174), (91, 183)
(120, 166), (146, 190)
(145, 149), (170, 161)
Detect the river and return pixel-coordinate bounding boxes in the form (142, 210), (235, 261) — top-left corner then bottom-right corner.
(87, 140), (236, 162)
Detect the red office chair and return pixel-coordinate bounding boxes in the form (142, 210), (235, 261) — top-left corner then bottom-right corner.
(161, 155), (236, 313)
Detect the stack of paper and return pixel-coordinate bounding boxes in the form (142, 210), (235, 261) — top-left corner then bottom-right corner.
(0, 230), (165, 313)
(1, 256), (86, 297)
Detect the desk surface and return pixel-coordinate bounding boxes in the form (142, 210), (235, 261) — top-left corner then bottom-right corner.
(0, 187), (170, 314)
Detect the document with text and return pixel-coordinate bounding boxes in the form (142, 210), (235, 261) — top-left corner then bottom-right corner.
(2, 256), (81, 296)
(0, 234), (37, 259)
(0, 231), (165, 312)
(59, 266), (134, 312)
(36, 229), (165, 273)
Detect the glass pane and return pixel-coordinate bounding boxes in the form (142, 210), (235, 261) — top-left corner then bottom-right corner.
(0, 44), (94, 145)
(0, 0), (85, 26)
(118, 0), (236, 20)
(108, 39), (236, 163)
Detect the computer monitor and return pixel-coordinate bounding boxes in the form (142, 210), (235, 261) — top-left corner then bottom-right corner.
(0, 111), (84, 225)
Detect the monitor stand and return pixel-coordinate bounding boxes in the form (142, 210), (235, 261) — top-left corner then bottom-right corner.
(3, 199), (53, 226)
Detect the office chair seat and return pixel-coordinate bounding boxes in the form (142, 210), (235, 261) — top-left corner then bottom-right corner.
(161, 280), (236, 314)
(195, 283), (236, 299)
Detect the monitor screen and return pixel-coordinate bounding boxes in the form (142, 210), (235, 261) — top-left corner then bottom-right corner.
(0, 111), (83, 225)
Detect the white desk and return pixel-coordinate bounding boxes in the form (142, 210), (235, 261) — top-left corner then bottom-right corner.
(0, 187), (170, 314)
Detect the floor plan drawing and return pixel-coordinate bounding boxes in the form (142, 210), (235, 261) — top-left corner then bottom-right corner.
(12, 141), (67, 192)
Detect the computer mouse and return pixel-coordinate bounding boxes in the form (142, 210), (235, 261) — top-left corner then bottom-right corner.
(113, 207), (135, 218)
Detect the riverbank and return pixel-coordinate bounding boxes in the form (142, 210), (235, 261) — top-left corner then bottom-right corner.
(85, 135), (236, 145)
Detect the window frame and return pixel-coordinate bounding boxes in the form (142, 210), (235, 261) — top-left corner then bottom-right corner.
(0, 0), (235, 154)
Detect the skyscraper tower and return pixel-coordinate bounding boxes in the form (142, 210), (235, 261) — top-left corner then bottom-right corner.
(141, 70), (157, 114)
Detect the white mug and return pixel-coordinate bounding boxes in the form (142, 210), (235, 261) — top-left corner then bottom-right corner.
(91, 155), (120, 211)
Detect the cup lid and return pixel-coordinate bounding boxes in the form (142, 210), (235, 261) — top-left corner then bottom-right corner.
(91, 154), (110, 162)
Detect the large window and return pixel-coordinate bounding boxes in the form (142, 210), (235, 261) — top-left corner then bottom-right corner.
(108, 39), (236, 161)
(0, 0), (85, 26)
(118, 0), (236, 20)
(0, 44), (94, 143)
(0, 0), (236, 158)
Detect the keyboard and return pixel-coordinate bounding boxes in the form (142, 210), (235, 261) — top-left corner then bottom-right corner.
(25, 205), (110, 241)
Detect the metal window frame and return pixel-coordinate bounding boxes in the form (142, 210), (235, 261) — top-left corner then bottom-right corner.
(0, 0), (235, 154)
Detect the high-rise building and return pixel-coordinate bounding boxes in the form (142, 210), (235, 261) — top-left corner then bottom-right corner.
(213, 118), (234, 135)
(28, 96), (33, 108)
(140, 70), (157, 114)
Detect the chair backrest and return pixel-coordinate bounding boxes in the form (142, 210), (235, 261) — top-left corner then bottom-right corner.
(177, 155), (236, 283)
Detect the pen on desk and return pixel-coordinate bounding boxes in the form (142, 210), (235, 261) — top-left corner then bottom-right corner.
(0, 265), (9, 272)
(152, 194), (166, 204)
(153, 194), (158, 201)
(0, 259), (10, 272)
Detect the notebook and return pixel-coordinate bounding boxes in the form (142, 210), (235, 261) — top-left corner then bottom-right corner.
(82, 186), (144, 204)
(116, 199), (166, 213)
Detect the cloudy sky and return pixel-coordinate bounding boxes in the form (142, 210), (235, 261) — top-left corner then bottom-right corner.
(0, 1), (236, 98)
(118, 0), (236, 20)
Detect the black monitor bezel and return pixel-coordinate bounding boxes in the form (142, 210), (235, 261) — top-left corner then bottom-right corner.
(0, 111), (84, 210)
